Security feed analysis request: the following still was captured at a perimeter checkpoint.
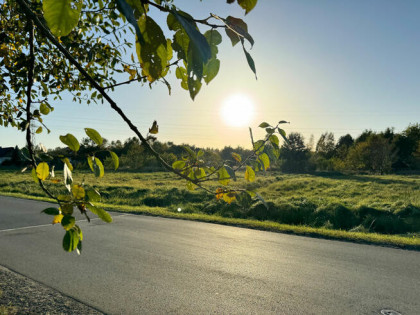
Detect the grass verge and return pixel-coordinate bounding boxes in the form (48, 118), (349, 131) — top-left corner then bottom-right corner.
(0, 289), (17, 315)
(1, 191), (419, 251)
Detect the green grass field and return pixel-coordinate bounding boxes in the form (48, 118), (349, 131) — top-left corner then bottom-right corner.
(0, 168), (419, 249)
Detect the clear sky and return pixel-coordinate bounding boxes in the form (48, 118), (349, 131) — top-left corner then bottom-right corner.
(1, 0), (419, 150)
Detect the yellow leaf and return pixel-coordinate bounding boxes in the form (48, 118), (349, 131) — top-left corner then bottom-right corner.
(223, 192), (237, 204)
(36, 162), (49, 181)
(149, 120), (159, 134)
(72, 184), (85, 200)
(232, 152), (242, 162)
(245, 166), (255, 182)
(216, 188), (224, 200)
(52, 214), (63, 224)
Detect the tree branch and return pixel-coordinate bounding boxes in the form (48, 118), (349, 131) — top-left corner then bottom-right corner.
(145, 0), (225, 28)
(16, 0), (206, 189)
(24, 18), (56, 201)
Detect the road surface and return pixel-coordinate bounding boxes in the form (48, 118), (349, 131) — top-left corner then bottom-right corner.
(0, 196), (419, 314)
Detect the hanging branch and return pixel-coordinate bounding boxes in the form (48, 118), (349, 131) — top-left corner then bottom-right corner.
(24, 18), (56, 201)
(16, 0), (211, 191)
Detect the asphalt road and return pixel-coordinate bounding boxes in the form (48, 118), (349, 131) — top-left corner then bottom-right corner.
(0, 196), (419, 314)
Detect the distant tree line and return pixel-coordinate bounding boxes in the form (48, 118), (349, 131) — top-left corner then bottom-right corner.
(3, 123), (419, 175)
(279, 123), (420, 174)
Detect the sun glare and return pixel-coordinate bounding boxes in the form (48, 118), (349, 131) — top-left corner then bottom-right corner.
(220, 94), (255, 127)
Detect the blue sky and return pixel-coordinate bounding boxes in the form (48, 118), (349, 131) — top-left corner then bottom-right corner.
(1, 0), (419, 149)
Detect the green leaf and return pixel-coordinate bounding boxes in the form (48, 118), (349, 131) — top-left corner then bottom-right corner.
(43, 0), (83, 37)
(278, 128), (286, 137)
(238, 0), (258, 14)
(62, 229), (79, 252)
(171, 10), (211, 63)
(109, 151), (119, 170)
(84, 128), (103, 146)
(176, 67), (188, 90)
(40, 103), (50, 115)
(36, 162), (49, 181)
(204, 29), (222, 47)
(172, 160), (186, 170)
(59, 133), (80, 152)
(61, 215), (76, 231)
(259, 122), (270, 128)
(245, 166), (255, 182)
(242, 44), (257, 79)
(254, 140), (265, 154)
(259, 153), (270, 171)
(87, 205), (113, 223)
(93, 157), (105, 178)
(272, 145), (280, 159)
(72, 184), (85, 200)
(75, 225), (83, 241)
(218, 167), (230, 186)
(224, 165), (237, 181)
(41, 207), (60, 216)
(35, 127), (43, 134)
(136, 15), (169, 82)
(278, 128), (289, 143)
(86, 189), (101, 202)
(183, 146), (197, 160)
(266, 127), (275, 134)
(188, 75), (202, 100)
(186, 180), (197, 191)
(269, 134), (279, 147)
(116, 0), (145, 45)
(194, 167), (206, 179)
(187, 40), (204, 81)
(87, 156), (94, 172)
(60, 203), (73, 215)
(203, 58), (220, 84)
(224, 16), (254, 47)
(225, 28), (240, 47)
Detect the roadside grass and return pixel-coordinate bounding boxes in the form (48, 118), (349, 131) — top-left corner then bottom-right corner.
(0, 168), (419, 249)
(0, 289), (17, 315)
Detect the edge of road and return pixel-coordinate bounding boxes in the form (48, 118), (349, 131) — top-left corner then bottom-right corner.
(1, 193), (419, 251)
(0, 264), (105, 315)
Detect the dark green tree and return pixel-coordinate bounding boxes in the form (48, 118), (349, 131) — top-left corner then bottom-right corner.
(280, 132), (310, 173)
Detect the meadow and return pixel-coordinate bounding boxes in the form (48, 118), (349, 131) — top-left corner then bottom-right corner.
(0, 168), (419, 248)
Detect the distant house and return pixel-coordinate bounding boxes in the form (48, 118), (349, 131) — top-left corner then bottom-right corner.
(0, 147), (15, 165)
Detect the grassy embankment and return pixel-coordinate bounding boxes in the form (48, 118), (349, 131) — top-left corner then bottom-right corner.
(0, 168), (419, 249)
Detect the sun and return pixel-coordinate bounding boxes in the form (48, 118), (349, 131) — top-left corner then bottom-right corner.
(220, 94), (255, 127)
